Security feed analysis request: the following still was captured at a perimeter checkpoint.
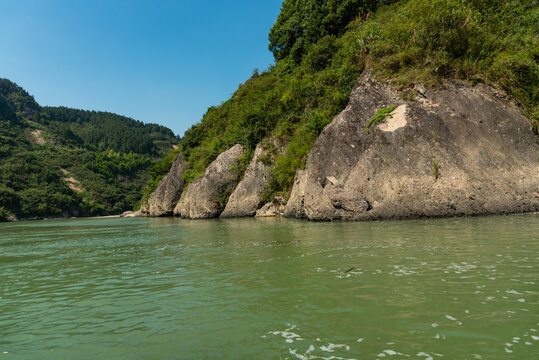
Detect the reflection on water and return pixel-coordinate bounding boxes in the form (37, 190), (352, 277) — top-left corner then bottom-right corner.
(0, 215), (538, 359)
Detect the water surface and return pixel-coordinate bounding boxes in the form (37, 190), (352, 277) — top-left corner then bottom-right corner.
(1, 215), (538, 359)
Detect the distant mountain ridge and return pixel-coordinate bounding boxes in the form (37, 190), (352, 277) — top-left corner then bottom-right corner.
(0, 78), (179, 221)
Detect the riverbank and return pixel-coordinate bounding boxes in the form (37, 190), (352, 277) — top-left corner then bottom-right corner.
(141, 73), (539, 221)
(0, 214), (122, 223)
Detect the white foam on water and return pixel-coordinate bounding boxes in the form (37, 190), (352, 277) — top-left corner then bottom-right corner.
(416, 352), (434, 360)
(289, 346), (356, 360)
(531, 335), (539, 340)
(390, 265), (417, 276)
(320, 343), (350, 352)
(445, 315), (457, 321)
(447, 263), (477, 273)
(506, 290), (523, 295)
(356, 338), (364, 343)
(289, 348), (310, 360)
(267, 325), (304, 344)
(518, 298), (526, 302)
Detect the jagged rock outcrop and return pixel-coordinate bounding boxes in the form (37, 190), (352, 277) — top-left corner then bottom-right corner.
(141, 152), (187, 217)
(221, 144), (270, 218)
(120, 210), (142, 218)
(284, 71), (539, 220)
(174, 144), (245, 219)
(255, 195), (286, 217)
(282, 170), (307, 219)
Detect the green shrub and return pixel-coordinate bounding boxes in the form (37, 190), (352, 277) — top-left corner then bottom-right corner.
(365, 106), (396, 134)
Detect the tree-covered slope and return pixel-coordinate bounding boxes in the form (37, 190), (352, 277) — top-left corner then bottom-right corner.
(0, 79), (179, 220)
(175, 0), (537, 204)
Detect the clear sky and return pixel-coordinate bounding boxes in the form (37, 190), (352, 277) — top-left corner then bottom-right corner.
(0, 0), (282, 136)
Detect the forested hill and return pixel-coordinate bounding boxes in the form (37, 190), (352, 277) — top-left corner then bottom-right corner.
(0, 78), (179, 220)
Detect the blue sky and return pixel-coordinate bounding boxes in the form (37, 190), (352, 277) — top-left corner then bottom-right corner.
(0, 0), (282, 136)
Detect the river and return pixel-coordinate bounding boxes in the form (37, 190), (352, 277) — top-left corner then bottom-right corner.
(0, 215), (537, 359)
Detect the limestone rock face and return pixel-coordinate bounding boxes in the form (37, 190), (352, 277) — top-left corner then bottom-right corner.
(284, 71), (539, 220)
(255, 202), (283, 217)
(221, 144), (270, 218)
(174, 144), (245, 219)
(255, 195), (286, 217)
(141, 152), (187, 217)
(120, 210), (142, 218)
(282, 170), (307, 219)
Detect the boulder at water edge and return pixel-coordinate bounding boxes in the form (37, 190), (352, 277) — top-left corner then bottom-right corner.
(174, 144), (245, 219)
(221, 144), (270, 218)
(141, 152), (187, 217)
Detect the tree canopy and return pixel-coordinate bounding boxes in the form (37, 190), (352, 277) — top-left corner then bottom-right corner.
(268, 0), (396, 62)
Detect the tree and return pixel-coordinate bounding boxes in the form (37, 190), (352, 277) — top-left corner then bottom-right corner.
(268, 0), (396, 62)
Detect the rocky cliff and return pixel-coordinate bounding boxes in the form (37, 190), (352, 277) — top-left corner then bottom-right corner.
(174, 144), (245, 219)
(141, 152), (187, 217)
(283, 72), (539, 220)
(220, 144), (270, 218)
(144, 72), (538, 221)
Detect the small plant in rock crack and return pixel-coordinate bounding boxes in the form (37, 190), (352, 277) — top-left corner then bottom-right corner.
(432, 159), (440, 180)
(365, 106), (396, 134)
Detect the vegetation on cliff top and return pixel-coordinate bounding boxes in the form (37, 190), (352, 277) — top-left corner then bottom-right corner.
(176, 0), (538, 203)
(0, 79), (178, 220)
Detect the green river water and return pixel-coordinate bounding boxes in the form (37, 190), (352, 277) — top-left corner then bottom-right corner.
(0, 215), (538, 359)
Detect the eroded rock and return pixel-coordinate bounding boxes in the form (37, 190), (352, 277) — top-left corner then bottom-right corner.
(174, 144), (245, 219)
(120, 210), (142, 218)
(282, 170), (307, 219)
(221, 144), (270, 218)
(255, 202), (283, 217)
(141, 152), (187, 217)
(284, 71), (539, 220)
